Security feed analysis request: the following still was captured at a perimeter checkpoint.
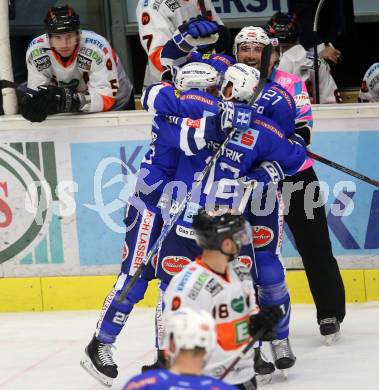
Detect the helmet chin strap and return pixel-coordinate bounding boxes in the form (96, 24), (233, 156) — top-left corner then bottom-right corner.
(219, 239), (242, 262)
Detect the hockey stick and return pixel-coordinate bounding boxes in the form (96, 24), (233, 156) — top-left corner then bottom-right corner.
(117, 44), (273, 304)
(313, 0), (326, 104)
(198, 0), (207, 19)
(307, 151), (379, 187)
(220, 327), (266, 380)
(0, 79), (38, 97)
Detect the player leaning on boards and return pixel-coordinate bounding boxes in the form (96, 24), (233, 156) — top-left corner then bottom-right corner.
(123, 308), (237, 389)
(19, 5), (134, 123)
(163, 210), (283, 390)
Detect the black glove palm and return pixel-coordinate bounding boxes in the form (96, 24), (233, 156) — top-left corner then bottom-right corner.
(249, 305), (283, 341)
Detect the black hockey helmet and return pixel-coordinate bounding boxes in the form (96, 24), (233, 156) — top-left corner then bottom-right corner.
(192, 208), (250, 251)
(264, 12), (299, 45)
(44, 5), (80, 34)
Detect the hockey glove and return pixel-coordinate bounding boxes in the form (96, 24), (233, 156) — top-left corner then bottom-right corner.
(294, 120), (311, 145)
(19, 87), (56, 122)
(248, 161), (285, 187)
(219, 101), (254, 132)
(37, 85), (81, 114)
(249, 305), (283, 342)
(290, 131), (307, 148)
(173, 16), (219, 52)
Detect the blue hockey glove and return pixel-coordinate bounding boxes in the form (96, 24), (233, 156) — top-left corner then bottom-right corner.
(248, 161), (285, 186)
(173, 16), (219, 52)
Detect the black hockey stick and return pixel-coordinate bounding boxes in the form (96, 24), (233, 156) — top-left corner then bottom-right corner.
(307, 151), (379, 187)
(313, 0), (326, 104)
(0, 79), (38, 97)
(198, 0), (207, 19)
(117, 48), (273, 304)
(220, 327), (266, 380)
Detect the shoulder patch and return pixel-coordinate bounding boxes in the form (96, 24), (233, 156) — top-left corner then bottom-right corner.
(77, 54), (92, 71)
(79, 47), (103, 66)
(233, 265), (251, 282)
(165, 0), (180, 12)
(33, 55), (51, 71)
(204, 277), (224, 296)
(188, 272), (209, 300)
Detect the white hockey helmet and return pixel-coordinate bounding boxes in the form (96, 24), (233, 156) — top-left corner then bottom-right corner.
(233, 26), (271, 56)
(220, 63), (260, 103)
(174, 62), (221, 92)
(163, 308), (216, 361)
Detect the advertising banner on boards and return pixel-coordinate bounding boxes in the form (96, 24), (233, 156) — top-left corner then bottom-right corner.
(0, 108), (378, 277)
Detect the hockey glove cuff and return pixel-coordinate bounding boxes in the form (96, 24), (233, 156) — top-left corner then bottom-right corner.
(249, 305), (283, 341)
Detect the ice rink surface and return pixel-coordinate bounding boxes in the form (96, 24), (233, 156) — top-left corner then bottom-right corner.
(0, 303), (378, 390)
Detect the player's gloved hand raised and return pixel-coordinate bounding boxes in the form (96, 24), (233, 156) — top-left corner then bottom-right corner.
(218, 101), (254, 132)
(173, 16), (219, 52)
(249, 305), (283, 341)
(248, 161), (285, 187)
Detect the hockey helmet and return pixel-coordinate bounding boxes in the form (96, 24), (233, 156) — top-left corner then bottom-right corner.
(233, 26), (271, 57)
(264, 12), (299, 45)
(174, 62), (221, 92)
(163, 308), (216, 360)
(220, 63), (260, 103)
(192, 208), (251, 251)
(44, 5), (80, 34)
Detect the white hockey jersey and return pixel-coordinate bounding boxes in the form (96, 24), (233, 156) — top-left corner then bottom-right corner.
(136, 0), (223, 86)
(163, 258), (257, 385)
(358, 63), (379, 103)
(26, 30), (133, 112)
(278, 44), (339, 104)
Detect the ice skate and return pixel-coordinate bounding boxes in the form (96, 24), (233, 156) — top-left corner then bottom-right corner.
(270, 338), (296, 379)
(141, 350), (167, 372)
(254, 347), (275, 385)
(320, 318), (340, 345)
(80, 334), (118, 387)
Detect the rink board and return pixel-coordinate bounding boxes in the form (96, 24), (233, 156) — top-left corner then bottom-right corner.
(0, 105), (379, 310)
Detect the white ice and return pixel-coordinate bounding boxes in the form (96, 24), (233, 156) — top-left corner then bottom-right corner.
(1, 303), (378, 390)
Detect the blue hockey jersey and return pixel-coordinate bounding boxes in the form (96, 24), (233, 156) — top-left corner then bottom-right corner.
(142, 83), (307, 223)
(123, 369), (237, 390)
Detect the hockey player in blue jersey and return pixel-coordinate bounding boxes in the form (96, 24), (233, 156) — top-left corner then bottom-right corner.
(144, 65), (308, 380)
(80, 63), (226, 387)
(123, 308), (238, 390)
(142, 62), (307, 381)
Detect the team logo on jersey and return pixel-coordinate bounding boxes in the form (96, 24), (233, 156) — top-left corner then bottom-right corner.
(253, 225), (274, 248)
(162, 256), (191, 275)
(230, 129), (259, 149)
(204, 278), (224, 296)
(231, 296), (245, 313)
(77, 54), (92, 71)
(122, 242), (129, 261)
(141, 12), (150, 25)
(294, 92), (311, 108)
(236, 256), (253, 271)
(165, 0), (180, 12)
(33, 55), (51, 71)
(171, 296), (181, 311)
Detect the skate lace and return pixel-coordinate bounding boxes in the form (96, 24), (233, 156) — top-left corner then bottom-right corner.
(320, 318), (337, 325)
(98, 343), (116, 367)
(271, 339), (292, 359)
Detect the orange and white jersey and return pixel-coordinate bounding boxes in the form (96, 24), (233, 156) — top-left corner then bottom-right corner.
(163, 257), (257, 385)
(26, 30), (133, 112)
(136, 0), (222, 86)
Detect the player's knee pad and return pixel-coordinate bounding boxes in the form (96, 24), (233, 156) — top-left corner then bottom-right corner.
(114, 274), (149, 307)
(254, 251), (285, 286)
(95, 276), (149, 344)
